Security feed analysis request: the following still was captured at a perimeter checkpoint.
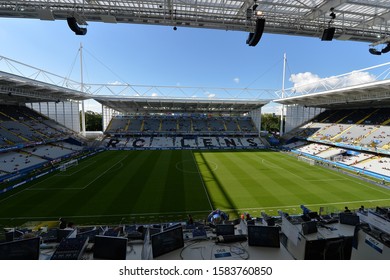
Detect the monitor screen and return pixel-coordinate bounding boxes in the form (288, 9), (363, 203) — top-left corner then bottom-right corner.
(247, 225), (280, 247)
(149, 227), (161, 236)
(215, 224), (235, 236)
(40, 228), (58, 243)
(192, 228), (207, 240)
(104, 228), (120, 237)
(308, 212), (319, 219)
(264, 217), (275, 226)
(151, 226), (184, 258)
(164, 223), (182, 231)
(0, 237), (40, 260)
(57, 229), (74, 242)
(124, 225), (137, 233)
(302, 221), (318, 235)
(5, 231), (14, 242)
(339, 213), (360, 226)
(77, 229), (100, 243)
(93, 235), (128, 260)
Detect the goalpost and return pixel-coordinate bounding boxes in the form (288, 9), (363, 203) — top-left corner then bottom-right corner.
(59, 159), (79, 171)
(297, 156), (316, 166)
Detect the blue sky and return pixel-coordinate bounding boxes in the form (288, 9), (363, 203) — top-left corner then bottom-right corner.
(1, 17), (390, 112)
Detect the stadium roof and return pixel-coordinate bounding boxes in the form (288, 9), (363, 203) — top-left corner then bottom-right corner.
(94, 95), (268, 114)
(2, 53), (390, 112)
(0, 71), (91, 104)
(0, 71), (269, 113)
(0, 56), (269, 112)
(1, 1), (390, 44)
(274, 79), (390, 109)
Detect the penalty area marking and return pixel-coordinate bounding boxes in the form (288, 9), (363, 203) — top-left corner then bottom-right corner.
(261, 158), (350, 183)
(23, 155), (127, 192)
(78, 155), (128, 190)
(55, 161), (97, 177)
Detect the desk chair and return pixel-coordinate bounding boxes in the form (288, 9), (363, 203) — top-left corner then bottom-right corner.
(323, 239), (344, 260)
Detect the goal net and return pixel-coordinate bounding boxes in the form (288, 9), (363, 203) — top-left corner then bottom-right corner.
(59, 159), (78, 171)
(297, 156), (315, 166)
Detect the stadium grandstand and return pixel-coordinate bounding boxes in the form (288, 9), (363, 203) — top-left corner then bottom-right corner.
(1, 59), (390, 260)
(0, 103), (90, 186)
(2, 0), (390, 261)
(102, 101), (267, 150)
(276, 78), (390, 180)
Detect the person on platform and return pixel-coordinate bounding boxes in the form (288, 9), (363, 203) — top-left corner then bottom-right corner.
(59, 218), (67, 229)
(65, 222), (75, 230)
(187, 214), (194, 225)
(344, 206), (351, 213)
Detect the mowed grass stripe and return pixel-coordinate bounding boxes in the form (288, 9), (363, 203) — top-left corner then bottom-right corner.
(258, 152), (349, 205)
(196, 150), (390, 216)
(198, 151), (324, 210)
(0, 150), (212, 226)
(194, 151), (238, 210)
(60, 150), (209, 215)
(1, 150), (390, 227)
(0, 152), (131, 219)
(255, 151), (383, 207)
(279, 153), (390, 204)
(236, 152), (307, 206)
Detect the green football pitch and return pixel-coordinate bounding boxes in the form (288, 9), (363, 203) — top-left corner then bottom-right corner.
(1, 149), (390, 227)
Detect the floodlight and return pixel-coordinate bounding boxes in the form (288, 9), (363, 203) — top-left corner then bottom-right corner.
(255, 10), (263, 16)
(369, 48), (382, 55)
(67, 17), (87, 35)
(381, 43), (390, 53)
(247, 18), (265, 47)
(321, 27), (335, 41)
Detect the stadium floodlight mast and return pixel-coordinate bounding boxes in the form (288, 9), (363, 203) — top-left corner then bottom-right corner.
(280, 53), (286, 136)
(79, 43), (86, 135)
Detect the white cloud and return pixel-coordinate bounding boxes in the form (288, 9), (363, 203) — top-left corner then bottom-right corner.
(344, 71), (376, 86)
(151, 92), (158, 97)
(289, 72), (322, 92)
(233, 77), (240, 84)
(289, 71), (376, 93)
(108, 81), (124, 85)
(204, 91), (216, 98)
